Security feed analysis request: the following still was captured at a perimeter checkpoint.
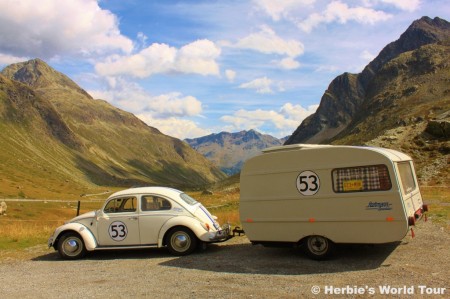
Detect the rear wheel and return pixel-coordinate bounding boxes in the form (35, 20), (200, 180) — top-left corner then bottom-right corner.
(57, 232), (87, 260)
(166, 227), (197, 256)
(304, 235), (335, 260)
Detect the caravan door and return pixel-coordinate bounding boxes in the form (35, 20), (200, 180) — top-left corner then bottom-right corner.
(396, 161), (424, 221)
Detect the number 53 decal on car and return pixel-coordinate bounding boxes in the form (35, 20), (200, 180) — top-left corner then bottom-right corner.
(109, 221), (128, 241)
(296, 170), (320, 196)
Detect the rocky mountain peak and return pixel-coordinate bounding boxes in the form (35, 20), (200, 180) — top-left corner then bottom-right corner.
(360, 17), (450, 87)
(1, 58), (92, 99)
(286, 16), (450, 145)
(186, 130), (282, 175)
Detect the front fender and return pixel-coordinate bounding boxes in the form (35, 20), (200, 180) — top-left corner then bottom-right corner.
(158, 216), (209, 247)
(52, 223), (98, 251)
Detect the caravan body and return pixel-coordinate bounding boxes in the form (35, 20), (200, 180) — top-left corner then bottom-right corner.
(240, 144), (426, 258)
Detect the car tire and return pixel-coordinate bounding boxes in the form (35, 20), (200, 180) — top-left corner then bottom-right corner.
(166, 227), (197, 256)
(57, 232), (87, 260)
(303, 235), (335, 260)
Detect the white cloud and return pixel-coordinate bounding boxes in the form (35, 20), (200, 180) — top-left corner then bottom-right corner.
(225, 69), (237, 82)
(88, 77), (208, 139)
(221, 103), (318, 137)
(176, 39), (221, 75)
(95, 43), (176, 78)
(278, 57), (301, 70)
(143, 93), (202, 118)
(297, 1), (392, 32)
(95, 39), (220, 78)
(89, 78), (202, 119)
(380, 0), (421, 12)
(136, 115), (211, 139)
(280, 103), (319, 121)
(233, 25), (304, 58)
(0, 53), (29, 66)
(315, 65), (339, 73)
(0, 0), (133, 59)
(225, 25), (305, 70)
(253, 0), (316, 21)
(239, 77), (274, 94)
(360, 50), (375, 61)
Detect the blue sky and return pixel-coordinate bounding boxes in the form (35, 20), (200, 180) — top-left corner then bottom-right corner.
(0, 0), (449, 139)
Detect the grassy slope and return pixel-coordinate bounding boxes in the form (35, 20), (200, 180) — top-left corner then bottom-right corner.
(0, 60), (225, 199)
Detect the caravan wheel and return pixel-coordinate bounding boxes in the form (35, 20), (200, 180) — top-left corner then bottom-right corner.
(304, 235), (335, 260)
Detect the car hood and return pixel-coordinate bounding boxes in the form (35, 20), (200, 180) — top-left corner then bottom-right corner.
(69, 210), (96, 223)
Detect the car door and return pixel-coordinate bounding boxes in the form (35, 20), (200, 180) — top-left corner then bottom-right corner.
(139, 195), (176, 245)
(97, 196), (140, 246)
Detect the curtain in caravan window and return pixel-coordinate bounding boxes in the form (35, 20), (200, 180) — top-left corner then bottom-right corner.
(333, 165), (391, 193)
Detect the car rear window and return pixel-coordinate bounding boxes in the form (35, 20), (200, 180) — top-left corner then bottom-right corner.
(332, 164), (392, 193)
(180, 193), (198, 205)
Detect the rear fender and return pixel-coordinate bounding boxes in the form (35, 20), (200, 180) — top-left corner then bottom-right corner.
(54, 223), (97, 251)
(158, 216), (209, 247)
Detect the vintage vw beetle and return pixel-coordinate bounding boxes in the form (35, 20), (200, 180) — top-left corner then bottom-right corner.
(48, 187), (230, 259)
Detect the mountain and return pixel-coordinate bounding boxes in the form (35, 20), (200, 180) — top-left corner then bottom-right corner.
(285, 16), (450, 184)
(185, 130), (282, 175)
(286, 16), (450, 145)
(0, 59), (225, 199)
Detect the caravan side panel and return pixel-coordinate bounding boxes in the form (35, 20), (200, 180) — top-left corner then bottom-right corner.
(240, 146), (410, 244)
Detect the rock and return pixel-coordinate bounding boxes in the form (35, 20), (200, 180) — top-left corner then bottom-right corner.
(425, 120), (450, 139)
(383, 136), (398, 141)
(0, 200), (7, 215)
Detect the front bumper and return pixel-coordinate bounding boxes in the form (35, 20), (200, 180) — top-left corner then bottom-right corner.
(48, 234), (55, 248)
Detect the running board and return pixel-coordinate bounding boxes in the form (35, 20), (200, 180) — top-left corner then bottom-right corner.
(95, 244), (158, 250)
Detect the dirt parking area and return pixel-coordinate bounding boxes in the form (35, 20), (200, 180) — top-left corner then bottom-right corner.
(0, 220), (449, 298)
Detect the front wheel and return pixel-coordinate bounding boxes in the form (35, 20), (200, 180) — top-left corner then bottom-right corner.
(304, 235), (335, 260)
(166, 227), (197, 256)
(57, 232), (87, 260)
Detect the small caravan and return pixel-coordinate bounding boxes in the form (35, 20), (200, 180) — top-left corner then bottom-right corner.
(240, 144), (427, 259)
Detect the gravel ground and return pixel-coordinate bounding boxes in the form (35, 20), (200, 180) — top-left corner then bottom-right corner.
(0, 220), (449, 298)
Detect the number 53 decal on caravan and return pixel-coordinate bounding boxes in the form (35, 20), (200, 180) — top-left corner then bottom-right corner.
(296, 170), (320, 196)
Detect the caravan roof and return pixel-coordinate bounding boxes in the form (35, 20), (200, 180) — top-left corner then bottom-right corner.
(262, 144), (412, 162)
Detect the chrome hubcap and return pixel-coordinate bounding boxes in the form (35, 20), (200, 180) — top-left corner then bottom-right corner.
(171, 232), (191, 252)
(63, 237), (82, 256)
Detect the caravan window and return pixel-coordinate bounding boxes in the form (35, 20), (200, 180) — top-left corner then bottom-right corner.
(397, 162), (416, 194)
(332, 165), (392, 193)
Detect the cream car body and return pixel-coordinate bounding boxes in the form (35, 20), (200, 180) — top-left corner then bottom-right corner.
(48, 187), (230, 259)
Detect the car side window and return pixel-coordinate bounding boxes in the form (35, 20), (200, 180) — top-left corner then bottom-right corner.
(104, 197), (137, 213)
(141, 196), (172, 211)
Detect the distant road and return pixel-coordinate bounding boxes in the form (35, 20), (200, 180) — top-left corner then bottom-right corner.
(0, 198), (103, 203)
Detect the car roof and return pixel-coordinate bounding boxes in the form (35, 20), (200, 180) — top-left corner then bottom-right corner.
(108, 186), (183, 199)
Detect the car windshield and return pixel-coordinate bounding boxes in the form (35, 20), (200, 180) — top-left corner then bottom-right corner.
(179, 193), (198, 205)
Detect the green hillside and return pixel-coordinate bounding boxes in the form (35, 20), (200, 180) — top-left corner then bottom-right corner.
(0, 60), (225, 199)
